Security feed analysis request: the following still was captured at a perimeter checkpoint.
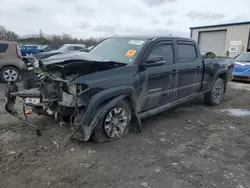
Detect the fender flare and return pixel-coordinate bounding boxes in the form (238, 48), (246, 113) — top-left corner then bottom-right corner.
(213, 69), (228, 79)
(209, 69), (228, 89)
(74, 85), (141, 141)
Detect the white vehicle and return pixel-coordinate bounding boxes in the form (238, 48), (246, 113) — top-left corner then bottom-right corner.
(58, 44), (86, 51)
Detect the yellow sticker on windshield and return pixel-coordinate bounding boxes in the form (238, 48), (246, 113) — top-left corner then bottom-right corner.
(125, 50), (136, 57)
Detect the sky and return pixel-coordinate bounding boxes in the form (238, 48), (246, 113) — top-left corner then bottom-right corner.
(0, 0), (250, 39)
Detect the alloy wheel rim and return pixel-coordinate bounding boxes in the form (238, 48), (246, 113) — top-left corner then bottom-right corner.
(104, 107), (128, 138)
(212, 80), (224, 102)
(4, 69), (18, 82)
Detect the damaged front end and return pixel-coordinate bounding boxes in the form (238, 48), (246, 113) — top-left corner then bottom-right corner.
(5, 52), (127, 141)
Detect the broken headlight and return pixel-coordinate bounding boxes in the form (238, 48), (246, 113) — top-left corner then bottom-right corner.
(76, 84), (89, 93)
(66, 83), (77, 95)
(66, 84), (88, 95)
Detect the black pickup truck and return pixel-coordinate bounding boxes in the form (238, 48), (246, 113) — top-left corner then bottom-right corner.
(5, 35), (234, 142)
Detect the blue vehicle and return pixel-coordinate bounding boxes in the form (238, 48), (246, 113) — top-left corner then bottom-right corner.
(233, 52), (250, 81)
(19, 45), (41, 56)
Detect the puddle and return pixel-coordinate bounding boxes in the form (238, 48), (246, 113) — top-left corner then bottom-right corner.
(221, 108), (250, 117)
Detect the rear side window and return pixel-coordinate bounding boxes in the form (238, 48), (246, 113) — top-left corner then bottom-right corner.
(0, 43), (9, 53)
(177, 43), (197, 63)
(149, 44), (174, 64)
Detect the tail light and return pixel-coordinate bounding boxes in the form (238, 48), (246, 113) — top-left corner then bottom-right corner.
(16, 44), (22, 59)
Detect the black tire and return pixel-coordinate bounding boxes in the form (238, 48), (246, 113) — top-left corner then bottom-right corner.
(204, 78), (225, 106)
(0, 66), (20, 83)
(91, 100), (132, 143)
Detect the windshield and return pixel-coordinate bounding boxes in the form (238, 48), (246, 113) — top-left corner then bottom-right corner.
(89, 38), (147, 64)
(234, 53), (250, 62)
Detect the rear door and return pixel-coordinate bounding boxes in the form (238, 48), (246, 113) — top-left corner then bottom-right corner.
(175, 40), (203, 99)
(141, 40), (178, 111)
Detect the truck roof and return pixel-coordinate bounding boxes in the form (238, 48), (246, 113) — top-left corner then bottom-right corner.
(111, 35), (194, 42)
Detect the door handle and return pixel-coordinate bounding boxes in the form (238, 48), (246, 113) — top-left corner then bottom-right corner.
(171, 70), (178, 74)
(196, 66), (201, 70)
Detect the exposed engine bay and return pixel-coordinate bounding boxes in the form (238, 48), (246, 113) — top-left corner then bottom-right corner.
(5, 52), (127, 141)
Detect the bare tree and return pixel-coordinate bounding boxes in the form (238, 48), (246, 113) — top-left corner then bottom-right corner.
(0, 25), (19, 41)
(1, 25), (104, 46)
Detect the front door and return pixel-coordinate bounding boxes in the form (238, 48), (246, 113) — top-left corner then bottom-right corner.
(175, 40), (203, 99)
(141, 41), (178, 111)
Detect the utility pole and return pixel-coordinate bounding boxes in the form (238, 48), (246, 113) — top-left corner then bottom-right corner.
(39, 29), (43, 38)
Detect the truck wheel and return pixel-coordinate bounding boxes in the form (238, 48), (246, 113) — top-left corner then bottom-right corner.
(0, 66), (20, 83)
(91, 100), (132, 143)
(204, 78), (225, 106)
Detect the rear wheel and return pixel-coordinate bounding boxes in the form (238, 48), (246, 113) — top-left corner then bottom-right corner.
(91, 100), (131, 143)
(204, 78), (225, 106)
(0, 66), (20, 83)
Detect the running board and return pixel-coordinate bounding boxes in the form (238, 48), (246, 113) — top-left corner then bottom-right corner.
(139, 92), (206, 119)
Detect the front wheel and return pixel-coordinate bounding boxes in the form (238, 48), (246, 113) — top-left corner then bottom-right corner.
(204, 78), (225, 106)
(91, 100), (132, 143)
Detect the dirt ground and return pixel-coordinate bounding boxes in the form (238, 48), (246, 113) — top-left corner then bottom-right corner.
(1, 82), (250, 188)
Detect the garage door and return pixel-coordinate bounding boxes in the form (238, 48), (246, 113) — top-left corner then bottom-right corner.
(199, 30), (227, 56)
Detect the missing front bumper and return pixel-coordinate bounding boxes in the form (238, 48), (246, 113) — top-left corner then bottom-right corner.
(5, 81), (19, 115)
(4, 81), (42, 135)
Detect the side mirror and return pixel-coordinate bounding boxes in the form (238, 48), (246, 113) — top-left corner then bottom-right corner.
(143, 55), (166, 66)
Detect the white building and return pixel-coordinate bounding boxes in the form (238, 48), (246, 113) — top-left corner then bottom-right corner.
(190, 21), (250, 57)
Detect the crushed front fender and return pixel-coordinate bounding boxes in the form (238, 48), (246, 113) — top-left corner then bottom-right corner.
(73, 95), (142, 142)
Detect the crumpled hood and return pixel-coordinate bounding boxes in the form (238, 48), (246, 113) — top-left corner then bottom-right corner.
(39, 51), (127, 73)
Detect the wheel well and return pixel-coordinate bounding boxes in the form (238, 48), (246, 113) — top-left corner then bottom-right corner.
(218, 72), (228, 93)
(99, 95), (134, 111)
(0, 65), (20, 73)
(218, 72), (228, 82)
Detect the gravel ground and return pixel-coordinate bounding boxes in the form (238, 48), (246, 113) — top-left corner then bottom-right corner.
(0, 82), (250, 188)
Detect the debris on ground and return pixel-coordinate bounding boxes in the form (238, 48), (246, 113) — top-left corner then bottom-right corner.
(52, 140), (59, 149)
(1, 82), (250, 188)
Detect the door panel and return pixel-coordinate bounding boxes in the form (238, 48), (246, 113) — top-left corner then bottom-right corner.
(175, 63), (202, 99)
(141, 41), (178, 111)
(175, 41), (203, 99)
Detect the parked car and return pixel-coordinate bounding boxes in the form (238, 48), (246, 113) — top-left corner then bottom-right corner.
(20, 45), (41, 56)
(232, 52), (250, 81)
(39, 45), (61, 52)
(5, 35), (234, 142)
(33, 44), (86, 60)
(0, 40), (27, 82)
